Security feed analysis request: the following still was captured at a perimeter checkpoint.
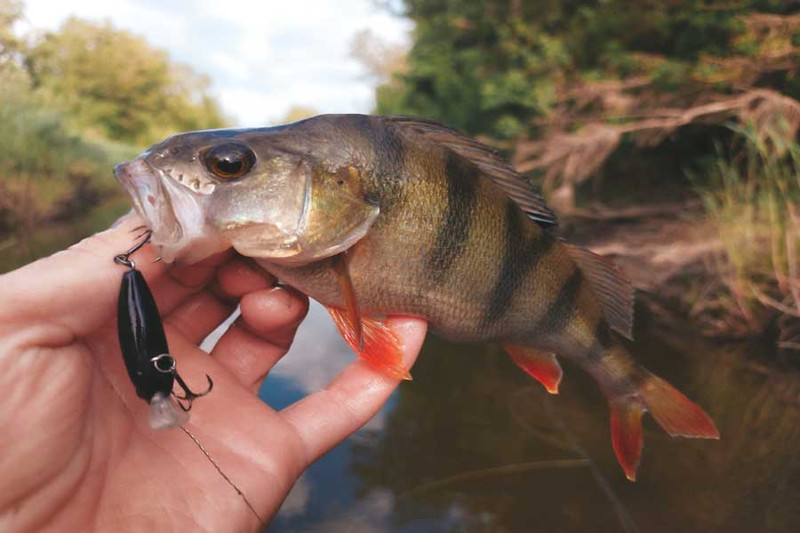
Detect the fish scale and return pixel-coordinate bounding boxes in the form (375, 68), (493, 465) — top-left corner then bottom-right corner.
(115, 113), (719, 481)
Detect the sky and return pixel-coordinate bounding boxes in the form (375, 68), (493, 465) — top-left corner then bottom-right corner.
(20, 0), (412, 126)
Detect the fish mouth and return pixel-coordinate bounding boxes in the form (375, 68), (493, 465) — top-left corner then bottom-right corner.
(114, 157), (183, 250)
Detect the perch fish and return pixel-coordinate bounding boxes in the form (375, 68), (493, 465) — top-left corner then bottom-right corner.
(114, 114), (719, 480)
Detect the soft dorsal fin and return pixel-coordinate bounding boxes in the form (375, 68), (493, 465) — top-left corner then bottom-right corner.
(565, 244), (635, 339)
(385, 116), (558, 229)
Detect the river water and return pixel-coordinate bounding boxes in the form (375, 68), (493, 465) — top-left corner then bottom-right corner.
(262, 300), (800, 532)
(4, 202), (800, 532)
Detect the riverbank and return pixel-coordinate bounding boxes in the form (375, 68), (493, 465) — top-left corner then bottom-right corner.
(563, 202), (798, 359)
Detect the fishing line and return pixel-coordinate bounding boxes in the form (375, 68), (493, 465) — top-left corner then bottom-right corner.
(180, 425), (265, 524)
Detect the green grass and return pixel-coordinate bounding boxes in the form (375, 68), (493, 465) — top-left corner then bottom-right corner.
(699, 123), (800, 334)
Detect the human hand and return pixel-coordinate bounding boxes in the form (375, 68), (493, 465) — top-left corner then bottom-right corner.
(0, 215), (427, 532)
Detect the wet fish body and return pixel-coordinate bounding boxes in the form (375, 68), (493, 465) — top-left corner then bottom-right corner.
(115, 114), (719, 480)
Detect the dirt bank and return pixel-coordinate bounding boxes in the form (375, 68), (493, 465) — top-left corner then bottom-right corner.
(561, 203), (788, 346)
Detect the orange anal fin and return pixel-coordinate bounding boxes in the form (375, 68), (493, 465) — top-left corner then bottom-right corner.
(327, 307), (411, 381)
(504, 344), (562, 394)
(609, 399), (645, 482)
(331, 252), (363, 351)
(641, 374), (720, 440)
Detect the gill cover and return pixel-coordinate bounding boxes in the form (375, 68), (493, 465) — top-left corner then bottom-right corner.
(227, 160), (380, 264)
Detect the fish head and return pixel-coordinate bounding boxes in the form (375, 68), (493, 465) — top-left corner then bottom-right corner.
(115, 126), (380, 264)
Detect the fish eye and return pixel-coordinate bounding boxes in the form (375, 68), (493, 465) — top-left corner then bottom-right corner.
(203, 143), (256, 180)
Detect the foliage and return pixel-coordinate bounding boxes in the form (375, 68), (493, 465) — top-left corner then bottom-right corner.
(378, 1), (800, 141)
(0, 2), (227, 268)
(699, 125), (800, 347)
(0, 0), (23, 66)
(25, 17), (226, 145)
(0, 77), (131, 231)
(0, 3), (208, 269)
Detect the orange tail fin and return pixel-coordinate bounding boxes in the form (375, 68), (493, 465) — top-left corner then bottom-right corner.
(327, 307), (412, 380)
(608, 370), (719, 481)
(609, 399), (645, 481)
(504, 344), (562, 394)
(640, 373), (720, 439)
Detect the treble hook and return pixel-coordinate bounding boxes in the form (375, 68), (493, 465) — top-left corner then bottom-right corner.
(172, 373), (214, 412)
(114, 227), (153, 269)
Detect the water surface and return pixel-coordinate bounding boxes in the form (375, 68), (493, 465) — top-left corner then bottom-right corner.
(263, 302), (800, 532)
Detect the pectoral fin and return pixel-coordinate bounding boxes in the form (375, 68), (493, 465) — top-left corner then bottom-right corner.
(331, 252), (363, 351)
(504, 344), (563, 394)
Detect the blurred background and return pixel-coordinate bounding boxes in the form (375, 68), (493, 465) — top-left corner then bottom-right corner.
(2, 1), (800, 531)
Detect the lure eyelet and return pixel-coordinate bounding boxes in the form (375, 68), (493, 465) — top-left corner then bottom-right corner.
(151, 354), (176, 374)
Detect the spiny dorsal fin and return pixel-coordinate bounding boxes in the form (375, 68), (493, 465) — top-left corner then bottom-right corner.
(385, 116), (558, 229)
(565, 244), (635, 339)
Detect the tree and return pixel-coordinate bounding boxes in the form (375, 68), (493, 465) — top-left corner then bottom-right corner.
(0, 0), (23, 66)
(377, 0), (800, 140)
(25, 17), (226, 144)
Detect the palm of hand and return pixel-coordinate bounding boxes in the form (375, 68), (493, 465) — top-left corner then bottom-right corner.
(0, 218), (426, 532)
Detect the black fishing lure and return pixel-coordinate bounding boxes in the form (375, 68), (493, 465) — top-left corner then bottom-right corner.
(115, 229), (212, 428)
(111, 229), (264, 523)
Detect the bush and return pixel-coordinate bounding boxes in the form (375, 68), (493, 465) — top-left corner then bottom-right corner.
(700, 124), (800, 345)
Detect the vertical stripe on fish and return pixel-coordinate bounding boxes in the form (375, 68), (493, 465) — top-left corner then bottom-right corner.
(533, 267), (583, 335)
(360, 116), (408, 212)
(484, 201), (552, 325)
(428, 152), (479, 282)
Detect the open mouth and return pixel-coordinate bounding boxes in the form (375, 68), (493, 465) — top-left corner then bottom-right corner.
(114, 157), (183, 246)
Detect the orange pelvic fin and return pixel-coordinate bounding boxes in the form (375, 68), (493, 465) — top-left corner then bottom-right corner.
(327, 307), (411, 381)
(504, 344), (562, 394)
(609, 399), (645, 481)
(331, 252), (363, 351)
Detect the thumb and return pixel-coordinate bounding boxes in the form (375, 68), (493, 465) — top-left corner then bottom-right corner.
(0, 213), (170, 337)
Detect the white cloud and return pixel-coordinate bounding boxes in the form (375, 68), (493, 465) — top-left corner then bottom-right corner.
(21, 0), (412, 125)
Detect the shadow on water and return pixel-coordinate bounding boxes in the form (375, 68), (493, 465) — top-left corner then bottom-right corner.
(267, 301), (800, 532)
